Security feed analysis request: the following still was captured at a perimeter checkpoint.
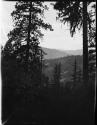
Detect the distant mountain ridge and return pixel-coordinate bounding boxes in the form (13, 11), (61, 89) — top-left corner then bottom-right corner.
(42, 47), (82, 59)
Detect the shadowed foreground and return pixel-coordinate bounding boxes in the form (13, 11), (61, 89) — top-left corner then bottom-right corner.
(2, 83), (95, 125)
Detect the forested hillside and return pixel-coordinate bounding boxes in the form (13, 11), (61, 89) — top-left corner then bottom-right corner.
(43, 55), (83, 85)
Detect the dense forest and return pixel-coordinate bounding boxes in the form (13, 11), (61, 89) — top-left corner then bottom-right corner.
(1, 1), (96, 125)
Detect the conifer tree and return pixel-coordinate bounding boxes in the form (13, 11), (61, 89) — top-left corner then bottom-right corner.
(53, 63), (61, 93)
(88, 4), (96, 81)
(77, 68), (83, 83)
(71, 57), (77, 87)
(54, 1), (96, 86)
(2, 2), (53, 120)
(4, 1), (53, 70)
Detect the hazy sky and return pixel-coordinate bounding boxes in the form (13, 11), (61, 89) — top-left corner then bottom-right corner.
(0, 1), (83, 50)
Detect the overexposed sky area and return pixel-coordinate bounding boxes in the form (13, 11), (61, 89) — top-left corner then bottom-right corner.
(0, 1), (83, 50)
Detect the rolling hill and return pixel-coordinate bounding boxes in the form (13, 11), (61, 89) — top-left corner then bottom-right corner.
(42, 47), (82, 59)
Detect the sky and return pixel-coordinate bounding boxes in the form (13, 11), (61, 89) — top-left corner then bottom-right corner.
(0, 1), (83, 50)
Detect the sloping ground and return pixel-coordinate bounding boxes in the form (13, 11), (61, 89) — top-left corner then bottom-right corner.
(3, 85), (95, 125)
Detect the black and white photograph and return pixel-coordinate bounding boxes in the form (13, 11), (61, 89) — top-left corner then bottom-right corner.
(0, 1), (96, 125)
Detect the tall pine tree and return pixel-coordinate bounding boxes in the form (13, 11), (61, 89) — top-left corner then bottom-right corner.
(54, 1), (96, 86)
(4, 1), (53, 70)
(2, 2), (53, 121)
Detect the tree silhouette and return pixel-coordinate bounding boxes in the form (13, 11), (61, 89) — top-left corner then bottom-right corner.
(77, 68), (83, 83)
(88, 4), (96, 81)
(4, 1), (53, 70)
(71, 58), (81, 85)
(54, 1), (96, 86)
(53, 63), (61, 94)
(2, 2), (53, 122)
(2, 1), (53, 107)
(71, 57), (77, 84)
(70, 57), (83, 89)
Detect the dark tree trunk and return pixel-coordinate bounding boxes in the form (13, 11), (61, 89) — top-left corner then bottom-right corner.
(40, 49), (43, 88)
(83, 2), (88, 86)
(26, 1), (32, 71)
